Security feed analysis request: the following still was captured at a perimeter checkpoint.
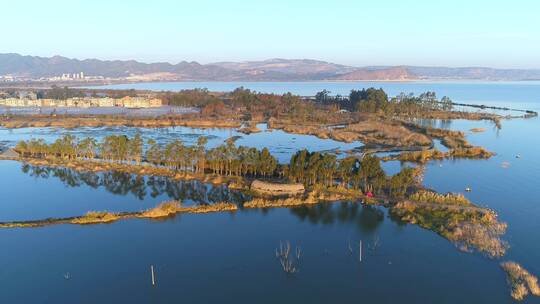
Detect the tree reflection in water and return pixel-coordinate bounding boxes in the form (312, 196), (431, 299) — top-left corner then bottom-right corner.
(20, 164), (385, 229)
(21, 164), (251, 205)
(289, 202), (385, 232)
(411, 118), (453, 130)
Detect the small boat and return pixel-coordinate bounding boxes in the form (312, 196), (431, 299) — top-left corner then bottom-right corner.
(516, 154), (521, 159)
(465, 187), (472, 192)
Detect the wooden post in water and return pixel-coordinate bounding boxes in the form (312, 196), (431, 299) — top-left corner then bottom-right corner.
(359, 240), (362, 262)
(151, 265), (155, 286)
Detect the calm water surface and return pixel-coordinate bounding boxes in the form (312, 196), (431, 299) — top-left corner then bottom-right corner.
(0, 123), (361, 164)
(1, 82), (540, 303)
(0, 161), (250, 221)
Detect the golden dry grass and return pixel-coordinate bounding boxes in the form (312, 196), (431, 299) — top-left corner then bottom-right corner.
(449, 147), (493, 159)
(409, 190), (472, 206)
(441, 136), (471, 149)
(243, 196), (316, 209)
(139, 201), (182, 218)
(71, 211), (122, 224)
(181, 202), (238, 213)
(269, 117), (432, 147)
(387, 149), (445, 163)
(385, 146), (493, 163)
(501, 261), (540, 301)
(392, 196), (508, 258)
(448, 221), (508, 258)
(0, 201), (239, 228)
(0, 116), (241, 129)
(347, 120), (432, 147)
(470, 127), (486, 133)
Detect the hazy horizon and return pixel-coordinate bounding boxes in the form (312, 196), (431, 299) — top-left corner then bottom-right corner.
(2, 0), (540, 69)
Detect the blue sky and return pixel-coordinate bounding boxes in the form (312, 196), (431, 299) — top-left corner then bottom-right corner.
(2, 0), (539, 68)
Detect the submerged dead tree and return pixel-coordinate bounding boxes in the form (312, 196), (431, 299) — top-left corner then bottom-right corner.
(275, 241), (302, 274)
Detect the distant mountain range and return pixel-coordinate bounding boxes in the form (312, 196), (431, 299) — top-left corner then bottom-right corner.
(1, 53), (540, 81)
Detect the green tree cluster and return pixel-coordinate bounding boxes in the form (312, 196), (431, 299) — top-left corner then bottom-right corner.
(288, 151), (392, 191)
(40, 85), (85, 100)
(162, 88), (220, 107)
(311, 87), (454, 115)
(15, 135), (417, 196)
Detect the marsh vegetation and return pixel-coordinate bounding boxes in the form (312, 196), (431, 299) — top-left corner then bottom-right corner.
(0, 201), (238, 228)
(500, 262), (540, 301)
(391, 191), (508, 257)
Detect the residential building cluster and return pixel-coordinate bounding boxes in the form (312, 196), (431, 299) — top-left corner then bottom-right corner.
(46, 72), (107, 82)
(0, 96), (162, 108)
(56, 72), (85, 80)
(0, 75), (17, 82)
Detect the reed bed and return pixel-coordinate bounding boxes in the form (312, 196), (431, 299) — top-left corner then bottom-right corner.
(270, 118), (432, 147)
(409, 190), (472, 206)
(470, 127), (486, 133)
(501, 261), (540, 301)
(243, 195), (317, 209)
(0, 116), (241, 129)
(391, 194), (508, 258)
(0, 201), (238, 228)
(385, 146), (493, 163)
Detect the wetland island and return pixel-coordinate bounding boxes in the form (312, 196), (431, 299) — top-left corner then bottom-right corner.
(1, 84), (539, 302)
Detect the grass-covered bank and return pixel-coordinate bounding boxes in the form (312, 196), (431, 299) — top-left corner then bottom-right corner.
(0, 201), (238, 228)
(390, 191), (508, 258)
(0, 192), (349, 228)
(381, 146), (494, 163)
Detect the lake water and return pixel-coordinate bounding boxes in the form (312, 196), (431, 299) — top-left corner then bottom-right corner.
(0, 123), (361, 164)
(0, 161), (250, 222)
(1, 82), (540, 303)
